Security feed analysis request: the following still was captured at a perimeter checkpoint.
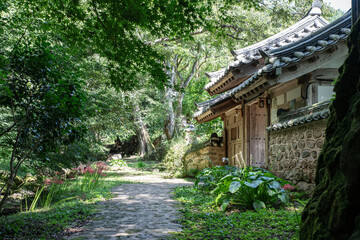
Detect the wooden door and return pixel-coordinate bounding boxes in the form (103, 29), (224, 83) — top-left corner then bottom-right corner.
(247, 102), (266, 168)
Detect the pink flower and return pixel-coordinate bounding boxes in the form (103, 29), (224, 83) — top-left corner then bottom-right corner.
(84, 166), (95, 174)
(44, 178), (52, 185)
(95, 162), (108, 171)
(282, 184), (295, 191)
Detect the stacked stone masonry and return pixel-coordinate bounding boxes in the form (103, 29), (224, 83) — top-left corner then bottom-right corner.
(268, 119), (326, 191)
(184, 146), (225, 176)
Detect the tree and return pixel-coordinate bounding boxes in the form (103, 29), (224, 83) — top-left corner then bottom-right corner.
(300, 20), (360, 239)
(1, 0), (262, 91)
(0, 39), (86, 209)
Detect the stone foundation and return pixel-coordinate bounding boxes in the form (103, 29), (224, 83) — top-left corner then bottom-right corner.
(183, 146), (225, 176)
(268, 119), (326, 191)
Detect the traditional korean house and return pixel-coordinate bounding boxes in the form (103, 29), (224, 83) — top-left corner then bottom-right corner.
(193, 3), (351, 190)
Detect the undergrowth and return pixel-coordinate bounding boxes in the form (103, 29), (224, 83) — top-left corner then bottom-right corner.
(0, 171), (127, 239)
(172, 186), (301, 240)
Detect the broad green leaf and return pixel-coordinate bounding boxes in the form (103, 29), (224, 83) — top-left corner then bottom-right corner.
(244, 180), (262, 189)
(267, 189), (276, 196)
(253, 200), (266, 211)
(215, 193), (224, 205)
(261, 176), (274, 181)
(229, 181), (241, 193)
(278, 192), (289, 204)
(268, 181), (282, 190)
(220, 200), (230, 212)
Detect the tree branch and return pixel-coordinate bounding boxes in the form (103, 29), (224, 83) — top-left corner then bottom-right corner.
(0, 123), (16, 138)
(92, 0), (107, 30)
(183, 58), (198, 89)
(144, 30), (207, 45)
(225, 33), (244, 41)
(10, 21), (33, 56)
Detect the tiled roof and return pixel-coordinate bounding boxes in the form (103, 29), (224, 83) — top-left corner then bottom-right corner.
(193, 91), (232, 118)
(266, 109), (330, 131)
(266, 100), (331, 131)
(204, 10), (329, 91)
(195, 11), (351, 121)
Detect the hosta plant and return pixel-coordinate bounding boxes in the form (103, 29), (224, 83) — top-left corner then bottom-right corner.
(212, 167), (290, 211)
(194, 166), (238, 191)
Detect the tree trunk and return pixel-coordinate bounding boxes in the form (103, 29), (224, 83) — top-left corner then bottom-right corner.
(163, 57), (177, 141)
(175, 92), (185, 131)
(133, 104), (154, 157)
(300, 21), (360, 240)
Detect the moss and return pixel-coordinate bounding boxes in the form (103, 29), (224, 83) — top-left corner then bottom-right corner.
(300, 21), (360, 239)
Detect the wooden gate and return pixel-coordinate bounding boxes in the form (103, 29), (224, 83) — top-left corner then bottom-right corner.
(247, 102), (266, 168)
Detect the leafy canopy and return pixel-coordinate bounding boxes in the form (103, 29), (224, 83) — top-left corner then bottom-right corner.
(1, 0), (262, 90)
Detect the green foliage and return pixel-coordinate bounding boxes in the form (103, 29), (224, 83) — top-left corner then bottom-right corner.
(109, 158), (127, 168)
(29, 138), (108, 175)
(172, 186), (300, 239)
(195, 166), (290, 211)
(194, 165), (238, 191)
(162, 137), (190, 177)
(136, 162), (146, 168)
(0, 169), (127, 239)
(0, 32), (88, 207)
(75, 163), (109, 193)
(4, 0), (261, 90)
(0, 201), (94, 239)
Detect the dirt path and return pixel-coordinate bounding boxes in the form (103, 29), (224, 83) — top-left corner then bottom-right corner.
(68, 167), (193, 240)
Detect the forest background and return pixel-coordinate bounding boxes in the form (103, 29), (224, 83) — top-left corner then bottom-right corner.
(0, 0), (342, 208)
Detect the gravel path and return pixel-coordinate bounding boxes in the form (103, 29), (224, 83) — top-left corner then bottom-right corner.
(68, 168), (192, 240)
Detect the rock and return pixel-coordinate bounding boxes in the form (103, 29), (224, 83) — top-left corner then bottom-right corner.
(280, 146), (286, 152)
(306, 130), (313, 138)
(306, 140), (316, 149)
(312, 151), (318, 159)
(298, 140), (306, 149)
(298, 133), (305, 139)
(287, 144), (292, 151)
(314, 129), (322, 138)
(13, 176), (24, 186)
(316, 139), (324, 148)
(297, 181), (314, 192)
(301, 150), (311, 158)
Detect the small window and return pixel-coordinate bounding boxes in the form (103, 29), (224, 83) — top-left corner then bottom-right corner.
(307, 81), (334, 105)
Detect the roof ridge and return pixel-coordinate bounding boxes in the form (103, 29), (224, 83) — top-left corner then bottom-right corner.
(204, 14), (329, 92)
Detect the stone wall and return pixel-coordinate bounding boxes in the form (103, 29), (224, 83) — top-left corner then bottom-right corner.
(268, 119), (326, 191)
(183, 146), (225, 176)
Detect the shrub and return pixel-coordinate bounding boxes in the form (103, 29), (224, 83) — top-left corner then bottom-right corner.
(194, 166), (238, 191)
(195, 166), (292, 211)
(136, 162), (145, 168)
(162, 137), (190, 177)
(109, 158), (127, 168)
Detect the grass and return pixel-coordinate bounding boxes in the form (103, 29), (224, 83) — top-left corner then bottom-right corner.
(0, 171), (128, 239)
(172, 186), (302, 240)
(126, 159), (162, 172)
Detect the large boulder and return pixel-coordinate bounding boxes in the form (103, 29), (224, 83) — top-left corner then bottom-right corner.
(300, 21), (360, 239)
